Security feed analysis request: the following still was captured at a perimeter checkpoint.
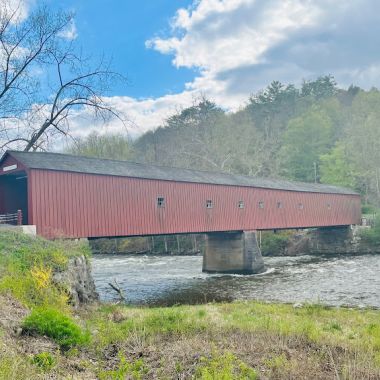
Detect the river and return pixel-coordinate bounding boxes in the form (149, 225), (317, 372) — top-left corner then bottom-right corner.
(92, 254), (380, 308)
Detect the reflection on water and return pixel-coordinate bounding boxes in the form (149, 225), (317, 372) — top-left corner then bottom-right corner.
(92, 254), (380, 307)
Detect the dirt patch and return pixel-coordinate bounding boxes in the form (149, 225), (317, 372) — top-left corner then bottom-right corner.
(0, 294), (29, 332)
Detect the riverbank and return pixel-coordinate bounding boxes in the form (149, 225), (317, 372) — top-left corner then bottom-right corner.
(2, 295), (380, 379)
(1, 231), (380, 379)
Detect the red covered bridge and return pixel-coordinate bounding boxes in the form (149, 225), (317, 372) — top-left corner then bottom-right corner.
(0, 150), (361, 273)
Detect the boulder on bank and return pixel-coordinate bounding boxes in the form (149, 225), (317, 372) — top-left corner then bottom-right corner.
(53, 254), (99, 306)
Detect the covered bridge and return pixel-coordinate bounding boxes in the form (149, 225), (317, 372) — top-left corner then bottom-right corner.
(0, 150), (361, 240)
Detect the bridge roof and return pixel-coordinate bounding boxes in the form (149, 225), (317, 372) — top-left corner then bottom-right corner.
(4, 150), (358, 195)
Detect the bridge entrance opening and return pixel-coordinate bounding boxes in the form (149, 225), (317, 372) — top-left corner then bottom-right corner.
(0, 171), (28, 225)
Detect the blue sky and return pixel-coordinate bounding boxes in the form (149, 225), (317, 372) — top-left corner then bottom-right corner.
(26, 0), (380, 137)
(48, 0), (195, 99)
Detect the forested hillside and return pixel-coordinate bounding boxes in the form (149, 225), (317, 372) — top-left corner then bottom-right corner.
(69, 76), (380, 207)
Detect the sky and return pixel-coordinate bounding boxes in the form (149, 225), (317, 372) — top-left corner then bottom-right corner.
(25, 0), (380, 138)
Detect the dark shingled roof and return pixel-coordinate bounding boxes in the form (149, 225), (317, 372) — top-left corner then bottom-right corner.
(5, 150), (358, 195)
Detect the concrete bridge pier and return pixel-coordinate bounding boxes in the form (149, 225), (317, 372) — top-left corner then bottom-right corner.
(203, 231), (265, 274)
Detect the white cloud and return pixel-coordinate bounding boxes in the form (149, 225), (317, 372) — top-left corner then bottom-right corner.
(141, 0), (380, 126)
(62, 91), (198, 141)
(5, 0), (33, 22)
(149, 0), (319, 72)
(58, 20), (78, 40)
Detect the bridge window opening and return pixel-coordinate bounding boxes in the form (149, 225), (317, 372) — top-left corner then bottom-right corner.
(298, 203), (304, 210)
(238, 200), (244, 209)
(258, 201), (264, 209)
(277, 201), (283, 209)
(327, 203), (332, 210)
(206, 200), (213, 209)
(157, 197), (165, 208)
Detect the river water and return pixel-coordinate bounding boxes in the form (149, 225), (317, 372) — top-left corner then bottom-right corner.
(92, 254), (380, 308)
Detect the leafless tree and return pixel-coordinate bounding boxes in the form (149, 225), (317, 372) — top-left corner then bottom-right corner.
(0, 1), (125, 153)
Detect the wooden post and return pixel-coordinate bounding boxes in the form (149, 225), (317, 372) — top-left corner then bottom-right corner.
(176, 235), (180, 254)
(17, 210), (22, 226)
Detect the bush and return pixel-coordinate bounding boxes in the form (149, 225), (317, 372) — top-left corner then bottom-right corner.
(361, 204), (378, 215)
(261, 231), (291, 256)
(31, 352), (56, 371)
(0, 265), (69, 310)
(23, 307), (89, 350)
(361, 215), (380, 245)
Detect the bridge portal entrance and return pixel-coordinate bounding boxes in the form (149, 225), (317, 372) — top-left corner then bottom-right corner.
(0, 171), (28, 225)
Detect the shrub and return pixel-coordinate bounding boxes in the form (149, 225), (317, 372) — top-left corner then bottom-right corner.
(31, 352), (56, 371)
(261, 231), (291, 256)
(23, 307), (89, 350)
(0, 266), (69, 310)
(362, 204), (378, 215)
(360, 215), (380, 245)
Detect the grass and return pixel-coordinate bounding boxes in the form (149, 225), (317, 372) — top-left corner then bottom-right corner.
(0, 230), (89, 309)
(75, 301), (380, 378)
(0, 230), (89, 272)
(1, 230), (380, 378)
(0, 352), (40, 380)
(23, 307), (90, 350)
(2, 296), (380, 379)
(195, 351), (258, 379)
(85, 302), (380, 353)
(30, 352), (56, 371)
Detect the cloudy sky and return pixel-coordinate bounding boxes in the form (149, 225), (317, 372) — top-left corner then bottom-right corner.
(43, 0), (380, 137)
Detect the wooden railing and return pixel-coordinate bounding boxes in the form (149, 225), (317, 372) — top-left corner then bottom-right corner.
(0, 210), (22, 226)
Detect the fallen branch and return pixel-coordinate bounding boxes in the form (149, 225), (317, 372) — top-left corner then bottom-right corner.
(108, 279), (126, 303)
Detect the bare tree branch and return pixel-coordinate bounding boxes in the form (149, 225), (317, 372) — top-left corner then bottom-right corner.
(0, 1), (127, 153)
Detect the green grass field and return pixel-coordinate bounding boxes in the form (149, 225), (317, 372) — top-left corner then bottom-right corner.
(0, 230), (380, 379)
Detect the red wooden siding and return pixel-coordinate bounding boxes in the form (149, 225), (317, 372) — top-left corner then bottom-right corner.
(28, 169), (361, 239)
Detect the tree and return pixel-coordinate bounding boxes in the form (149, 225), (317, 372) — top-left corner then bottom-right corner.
(134, 98), (231, 171)
(320, 143), (357, 188)
(280, 108), (333, 182)
(245, 81), (300, 176)
(301, 75), (337, 99)
(345, 90), (380, 204)
(66, 132), (133, 161)
(0, 1), (124, 153)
